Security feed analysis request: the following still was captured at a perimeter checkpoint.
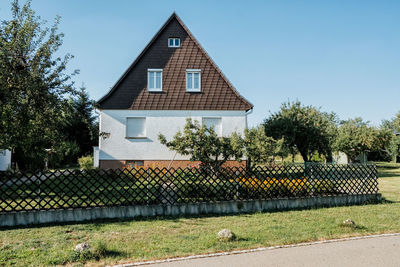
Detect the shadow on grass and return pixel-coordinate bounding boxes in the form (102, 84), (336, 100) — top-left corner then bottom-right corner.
(98, 249), (127, 258)
(52, 248), (128, 265)
(380, 197), (400, 204)
(235, 236), (251, 242)
(340, 224), (368, 230)
(378, 172), (400, 178)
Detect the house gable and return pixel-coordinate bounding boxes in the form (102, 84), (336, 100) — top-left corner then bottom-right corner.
(97, 13), (253, 111)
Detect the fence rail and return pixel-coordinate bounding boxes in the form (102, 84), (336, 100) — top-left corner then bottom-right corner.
(0, 163), (378, 213)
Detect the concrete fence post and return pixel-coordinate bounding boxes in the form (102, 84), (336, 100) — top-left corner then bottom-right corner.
(235, 170), (240, 200)
(310, 165), (315, 196)
(147, 169), (150, 205)
(37, 173), (41, 211)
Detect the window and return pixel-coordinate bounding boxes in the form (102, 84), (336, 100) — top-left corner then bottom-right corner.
(202, 117), (222, 136)
(126, 117), (146, 138)
(186, 69), (201, 92)
(168, 38), (180, 47)
(126, 160), (144, 168)
(148, 69), (162, 91)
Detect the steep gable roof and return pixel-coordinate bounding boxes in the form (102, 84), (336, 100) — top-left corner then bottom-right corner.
(97, 13), (253, 111)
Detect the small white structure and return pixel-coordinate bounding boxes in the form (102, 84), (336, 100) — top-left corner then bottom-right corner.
(0, 149), (11, 171)
(333, 151), (368, 164)
(333, 152), (348, 164)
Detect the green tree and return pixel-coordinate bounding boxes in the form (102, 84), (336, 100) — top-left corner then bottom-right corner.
(381, 112), (400, 162)
(334, 118), (391, 162)
(158, 118), (242, 170)
(63, 86), (98, 157)
(231, 126), (286, 167)
(263, 101), (337, 162)
(0, 0), (78, 169)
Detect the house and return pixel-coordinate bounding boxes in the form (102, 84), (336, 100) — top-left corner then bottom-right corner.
(96, 13), (253, 169)
(0, 149), (11, 171)
(333, 151), (368, 164)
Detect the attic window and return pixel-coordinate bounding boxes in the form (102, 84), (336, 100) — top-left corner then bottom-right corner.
(186, 69), (201, 92)
(168, 38), (180, 47)
(148, 69), (162, 92)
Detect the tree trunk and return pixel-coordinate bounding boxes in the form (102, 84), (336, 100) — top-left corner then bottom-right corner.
(246, 157), (252, 170)
(12, 147), (26, 171)
(299, 150), (309, 162)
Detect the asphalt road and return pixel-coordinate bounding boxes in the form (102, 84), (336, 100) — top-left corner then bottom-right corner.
(147, 235), (400, 267)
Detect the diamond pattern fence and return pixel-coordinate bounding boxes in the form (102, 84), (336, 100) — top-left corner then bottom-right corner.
(0, 163), (378, 213)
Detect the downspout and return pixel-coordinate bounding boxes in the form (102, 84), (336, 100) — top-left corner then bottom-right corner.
(94, 108), (101, 169)
(94, 108), (101, 148)
(245, 108), (253, 130)
(245, 108), (254, 170)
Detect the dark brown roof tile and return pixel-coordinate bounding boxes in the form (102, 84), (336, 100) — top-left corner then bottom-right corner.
(98, 13), (253, 111)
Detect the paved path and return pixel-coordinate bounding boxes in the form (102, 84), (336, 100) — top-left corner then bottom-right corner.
(133, 234), (400, 267)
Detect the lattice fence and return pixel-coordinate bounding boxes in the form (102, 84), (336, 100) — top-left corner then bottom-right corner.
(0, 163), (378, 213)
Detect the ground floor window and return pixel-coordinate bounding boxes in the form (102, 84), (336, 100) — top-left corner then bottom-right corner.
(125, 160), (144, 169)
(126, 117), (146, 138)
(202, 117), (222, 136)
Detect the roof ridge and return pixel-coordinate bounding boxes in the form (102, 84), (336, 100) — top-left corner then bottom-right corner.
(97, 12), (253, 111)
(97, 13), (177, 105)
(173, 14), (253, 110)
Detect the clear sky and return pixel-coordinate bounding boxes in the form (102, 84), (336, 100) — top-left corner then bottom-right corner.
(1, 0), (399, 127)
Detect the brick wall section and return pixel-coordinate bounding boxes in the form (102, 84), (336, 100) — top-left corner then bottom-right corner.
(99, 160), (246, 169)
(99, 160), (126, 169)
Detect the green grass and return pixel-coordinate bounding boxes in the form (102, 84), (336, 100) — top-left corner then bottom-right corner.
(0, 165), (399, 266)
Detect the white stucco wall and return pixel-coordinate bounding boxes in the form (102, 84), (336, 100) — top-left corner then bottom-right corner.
(0, 149), (11, 171)
(99, 110), (247, 161)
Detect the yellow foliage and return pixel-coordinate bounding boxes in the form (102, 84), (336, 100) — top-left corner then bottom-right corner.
(230, 177), (308, 193)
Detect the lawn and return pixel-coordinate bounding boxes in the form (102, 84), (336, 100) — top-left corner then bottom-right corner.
(0, 164), (399, 266)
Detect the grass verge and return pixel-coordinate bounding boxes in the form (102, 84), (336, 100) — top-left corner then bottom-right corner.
(0, 165), (399, 266)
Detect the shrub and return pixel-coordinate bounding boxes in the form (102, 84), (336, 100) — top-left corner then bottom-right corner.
(78, 156), (94, 170)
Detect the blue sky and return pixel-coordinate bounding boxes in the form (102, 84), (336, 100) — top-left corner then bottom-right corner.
(1, 0), (399, 127)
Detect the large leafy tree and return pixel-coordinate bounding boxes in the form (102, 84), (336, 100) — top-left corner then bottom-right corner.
(0, 0), (78, 169)
(158, 118), (242, 170)
(48, 86), (98, 168)
(334, 118), (392, 162)
(263, 101), (337, 162)
(381, 112), (400, 162)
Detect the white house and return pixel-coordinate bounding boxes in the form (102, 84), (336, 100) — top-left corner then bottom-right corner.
(96, 13), (253, 169)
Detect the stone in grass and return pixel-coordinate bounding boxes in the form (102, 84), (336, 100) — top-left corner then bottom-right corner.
(75, 242), (91, 252)
(342, 219), (356, 226)
(218, 229), (235, 241)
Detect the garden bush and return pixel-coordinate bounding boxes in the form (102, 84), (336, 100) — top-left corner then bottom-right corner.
(78, 155), (94, 170)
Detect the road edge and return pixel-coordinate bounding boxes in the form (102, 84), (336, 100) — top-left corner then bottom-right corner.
(110, 232), (400, 267)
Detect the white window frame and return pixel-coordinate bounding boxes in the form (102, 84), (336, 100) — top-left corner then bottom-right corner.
(168, 38), (180, 47)
(126, 117), (147, 139)
(186, 69), (201, 92)
(147, 69), (163, 92)
(202, 117), (222, 137)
